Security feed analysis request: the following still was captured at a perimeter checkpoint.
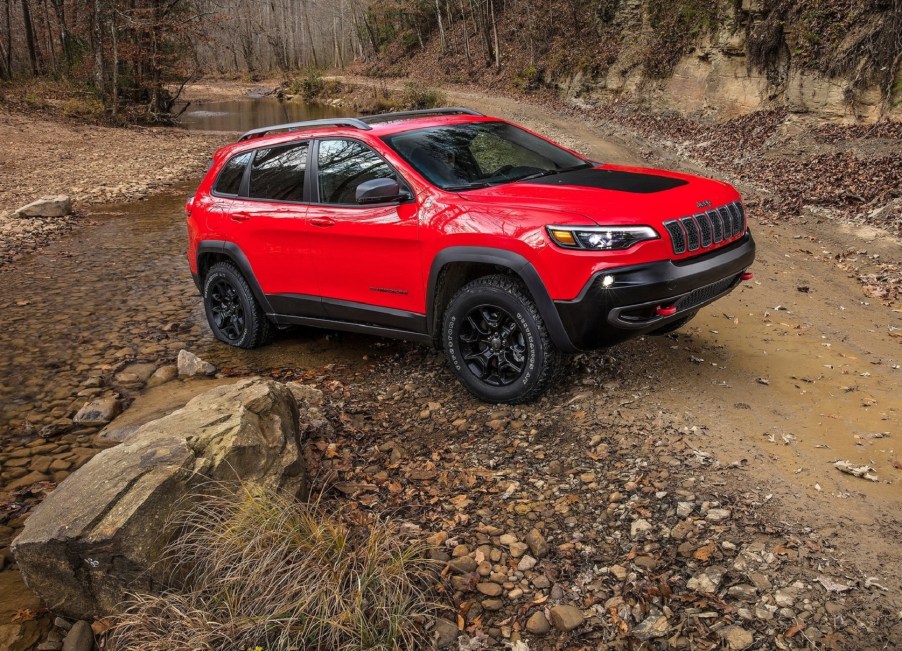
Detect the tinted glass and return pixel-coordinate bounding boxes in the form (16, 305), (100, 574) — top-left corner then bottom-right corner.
(213, 152), (251, 195)
(383, 122), (588, 191)
(317, 139), (397, 204)
(248, 143), (308, 201)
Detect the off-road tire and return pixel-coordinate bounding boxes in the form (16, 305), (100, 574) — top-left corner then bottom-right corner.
(649, 311), (698, 336)
(203, 261), (272, 349)
(442, 274), (562, 404)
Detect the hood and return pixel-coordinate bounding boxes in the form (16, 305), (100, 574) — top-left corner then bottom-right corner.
(455, 164), (739, 226)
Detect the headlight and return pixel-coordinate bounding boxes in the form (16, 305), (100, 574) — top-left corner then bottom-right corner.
(546, 225), (659, 250)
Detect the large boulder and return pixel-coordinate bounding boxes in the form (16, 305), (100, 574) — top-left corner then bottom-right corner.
(12, 377), (306, 619)
(14, 196), (73, 218)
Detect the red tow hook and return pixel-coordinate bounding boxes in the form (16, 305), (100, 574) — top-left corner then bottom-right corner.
(740, 271), (754, 281)
(656, 305), (678, 317)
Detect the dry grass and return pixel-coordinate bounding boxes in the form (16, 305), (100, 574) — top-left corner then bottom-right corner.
(110, 484), (442, 651)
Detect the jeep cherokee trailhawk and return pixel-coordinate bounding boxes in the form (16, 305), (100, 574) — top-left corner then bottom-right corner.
(187, 107), (755, 403)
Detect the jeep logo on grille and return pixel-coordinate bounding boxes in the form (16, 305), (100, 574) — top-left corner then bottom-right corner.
(697, 200), (712, 209)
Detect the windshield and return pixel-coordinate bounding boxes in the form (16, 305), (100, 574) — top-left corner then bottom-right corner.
(382, 121), (591, 191)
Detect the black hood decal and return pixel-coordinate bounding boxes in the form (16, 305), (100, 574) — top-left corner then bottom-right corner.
(522, 168), (689, 193)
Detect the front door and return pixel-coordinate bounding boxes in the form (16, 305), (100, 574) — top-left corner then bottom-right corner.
(306, 138), (423, 329)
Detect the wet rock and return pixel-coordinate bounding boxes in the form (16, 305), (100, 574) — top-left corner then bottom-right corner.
(525, 528), (548, 558)
(73, 397), (120, 426)
(549, 604), (584, 632)
(146, 365), (177, 388)
(12, 378), (306, 619)
(61, 621), (93, 651)
(525, 611), (551, 635)
(177, 349), (216, 377)
(719, 625), (753, 650)
(14, 196), (73, 218)
(632, 612), (670, 640)
(433, 617), (459, 649)
(7, 471), (51, 491)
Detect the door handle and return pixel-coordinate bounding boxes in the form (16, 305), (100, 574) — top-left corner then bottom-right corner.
(231, 213), (251, 223)
(310, 218), (335, 228)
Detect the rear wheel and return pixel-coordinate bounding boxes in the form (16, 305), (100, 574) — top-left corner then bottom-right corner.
(203, 261), (271, 349)
(442, 275), (561, 404)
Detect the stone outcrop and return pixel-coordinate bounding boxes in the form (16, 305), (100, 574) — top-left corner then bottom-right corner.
(12, 378), (306, 620)
(14, 196), (73, 218)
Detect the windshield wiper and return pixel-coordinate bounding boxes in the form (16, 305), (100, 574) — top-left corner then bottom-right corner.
(443, 182), (496, 191)
(514, 163), (593, 183)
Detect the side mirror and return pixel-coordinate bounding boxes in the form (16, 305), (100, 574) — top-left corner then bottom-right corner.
(356, 178), (409, 204)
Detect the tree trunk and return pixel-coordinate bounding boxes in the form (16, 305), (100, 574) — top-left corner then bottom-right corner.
(435, 0), (446, 52)
(489, 0), (500, 68)
(0, 0), (11, 79)
(21, 0), (41, 75)
(48, 0), (71, 68)
(92, 0), (105, 95)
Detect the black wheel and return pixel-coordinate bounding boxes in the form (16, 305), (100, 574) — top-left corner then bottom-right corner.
(442, 275), (562, 404)
(203, 261), (271, 349)
(649, 311), (698, 336)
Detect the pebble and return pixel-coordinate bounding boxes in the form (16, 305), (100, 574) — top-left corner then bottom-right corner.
(631, 518), (652, 538)
(61, 620), (93, 651)
(632, 612), (670, 639)
(517, 555), (537, 571)
(525, 611), (551, 634)
(719, 625), (754, 650)
(477, 582), (502, 597)
(549, 604), (585, 632)
(706, 508), (732, 522)
(525, 528), (548, 558)
(509, 542), (528, 558)
(433, 617), (459, 649)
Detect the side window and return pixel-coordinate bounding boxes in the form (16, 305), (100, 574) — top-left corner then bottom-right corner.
(213, 152), (251, 196)
(317, 139), (398, 205)
(248, 142), (308, 202)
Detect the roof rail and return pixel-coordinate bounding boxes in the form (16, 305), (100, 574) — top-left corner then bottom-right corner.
(360, 107), (484, 124)
(238, 117), (372, 141)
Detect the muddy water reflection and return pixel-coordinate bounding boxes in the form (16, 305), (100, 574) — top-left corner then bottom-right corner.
(0, 188), (382, 440)
(179, 98), (350, 133)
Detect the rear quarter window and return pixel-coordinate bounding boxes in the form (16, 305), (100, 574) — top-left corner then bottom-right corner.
(213, 152), (251, 196)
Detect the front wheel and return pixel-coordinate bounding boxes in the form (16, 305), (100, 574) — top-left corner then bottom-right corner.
(442, 275), (562, 404)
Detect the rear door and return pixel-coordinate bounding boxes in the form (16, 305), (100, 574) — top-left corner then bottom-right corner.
(220, 141), (320, 315)
(306, 138), (423, 325)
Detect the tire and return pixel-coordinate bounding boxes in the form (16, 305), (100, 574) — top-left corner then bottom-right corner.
(442, 274), (562, 404)
(203, 261), (272, 349)
(649, 311), (698, 336)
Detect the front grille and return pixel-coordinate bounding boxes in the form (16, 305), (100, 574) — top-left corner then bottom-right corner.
(665, 200), (746, 256)
(696, 213), (712, 247)
(664, 220), (686, 254)
(675, 276), (737, 312)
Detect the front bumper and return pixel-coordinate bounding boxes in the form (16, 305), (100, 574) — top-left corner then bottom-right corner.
(554, 231), (756, 350)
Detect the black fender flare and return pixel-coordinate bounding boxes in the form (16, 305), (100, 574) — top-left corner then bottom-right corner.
(195, 240), (274, 314)
(426, 246), (578, 353)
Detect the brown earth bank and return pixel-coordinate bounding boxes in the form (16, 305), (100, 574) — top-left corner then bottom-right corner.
(0, 79), (900, 649)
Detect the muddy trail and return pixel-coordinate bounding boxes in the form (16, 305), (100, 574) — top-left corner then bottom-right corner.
(0, 86), (900, 647)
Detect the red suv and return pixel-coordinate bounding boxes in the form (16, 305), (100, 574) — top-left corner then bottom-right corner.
(187, 108), (755, 403)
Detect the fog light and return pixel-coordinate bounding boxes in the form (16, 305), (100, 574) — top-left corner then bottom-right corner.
(602, 275), (615, 288)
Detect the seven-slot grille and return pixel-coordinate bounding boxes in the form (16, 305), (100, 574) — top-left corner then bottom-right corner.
(664, 200), (746, 255)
